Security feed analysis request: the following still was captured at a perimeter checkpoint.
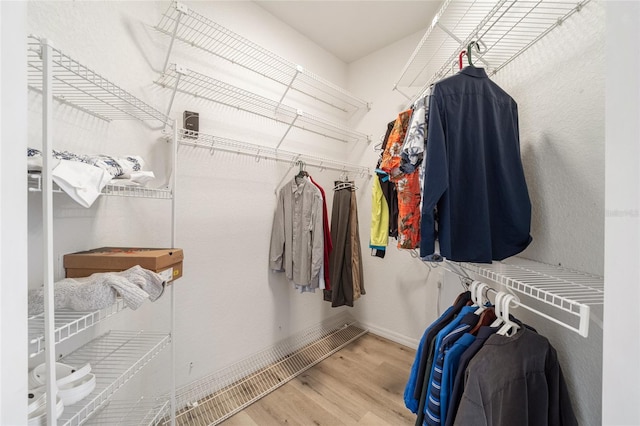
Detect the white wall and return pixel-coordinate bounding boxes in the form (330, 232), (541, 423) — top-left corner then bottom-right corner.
(603, 2), (640, 425)
(348, 1), (605, 425)
(1, 2), (28, 424)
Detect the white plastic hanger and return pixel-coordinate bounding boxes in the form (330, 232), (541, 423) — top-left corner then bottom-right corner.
(333, 172), (357, 191)
(496, 293), (521, 336)
(489, 292), (505, 329)
(469, 280), (480, 307)
(473, 282), (490, 314)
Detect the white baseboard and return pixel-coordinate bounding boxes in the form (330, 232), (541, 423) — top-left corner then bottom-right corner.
(358, 321), (419, 350)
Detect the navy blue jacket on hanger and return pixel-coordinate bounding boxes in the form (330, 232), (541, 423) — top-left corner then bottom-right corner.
(420, 66), (532, 263)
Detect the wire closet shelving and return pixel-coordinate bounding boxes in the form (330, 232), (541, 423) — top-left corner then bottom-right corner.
(27, 35), (170, 125)
(28, 173), (174, 200)
(156, 64), (370, 147)
(155, 2), (370, 116)
(394, 0), (590, 103)
(177, 128), (371, 189)
(57, 331), (170, 426)
(27, 34), (174, 201)
(82, 397), (170, 425)
(443, 257), (603, 337)
(28, 300), (127, 358)
(29, 34), (179, 425)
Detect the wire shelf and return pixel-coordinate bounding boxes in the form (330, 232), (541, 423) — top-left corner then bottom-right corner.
(27, 173), (173, 200)
(156, 65), (370, 145)
(85, 397), (170, 425)
(155, 2), (369, 116)
(394, 0), (589, 102)
(170, 313), (366, 425)
(28, 300), (127, 358)
(27, 35), (170, 125)
(58, 330), (171, 426)
(446, 257), (603, 337)
(177, 128), (370, 178)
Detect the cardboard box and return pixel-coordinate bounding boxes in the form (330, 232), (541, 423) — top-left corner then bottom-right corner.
(64, 247), (184, 282)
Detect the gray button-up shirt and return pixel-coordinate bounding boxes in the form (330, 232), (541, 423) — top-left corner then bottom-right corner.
(270, 177), (324, 287)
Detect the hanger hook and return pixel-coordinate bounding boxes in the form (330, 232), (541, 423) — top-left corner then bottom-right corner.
(476, 282), (489, 306)
(467, 40), (482, 66)
(458, 50), (466, 70)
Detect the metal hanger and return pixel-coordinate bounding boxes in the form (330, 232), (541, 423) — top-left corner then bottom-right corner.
(466, 40), (485, 66)
(458, 50), (467, 70)
(295, 160), (308, 178)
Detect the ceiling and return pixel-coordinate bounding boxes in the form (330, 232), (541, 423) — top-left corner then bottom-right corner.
(253, 1), (443, 63)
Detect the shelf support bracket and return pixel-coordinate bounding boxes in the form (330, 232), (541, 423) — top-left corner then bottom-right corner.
(163, 64), (188, 129)
(275, 110), (301, 150)
(162, 2), (188, 73)
(392, 84), (413, 101)
(275, 65), (303, 113)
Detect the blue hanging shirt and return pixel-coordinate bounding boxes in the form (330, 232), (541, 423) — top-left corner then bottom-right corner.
(420, 66), (532, 263)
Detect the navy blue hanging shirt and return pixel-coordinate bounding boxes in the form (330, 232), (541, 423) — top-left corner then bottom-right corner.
(420, 66), (532, 263)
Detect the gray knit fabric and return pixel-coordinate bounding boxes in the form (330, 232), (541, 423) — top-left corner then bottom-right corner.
(28, 273), (118, 316)
(105, 274), (149, 309)
(117, 265), (165, 302)
(28, 266), (166, 315)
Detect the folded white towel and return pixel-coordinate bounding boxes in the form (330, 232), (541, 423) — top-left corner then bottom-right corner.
(52, 160), (112, 208)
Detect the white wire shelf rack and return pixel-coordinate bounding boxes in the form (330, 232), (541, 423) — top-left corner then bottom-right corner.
(170, 313), (366, 426)
(28, 173), (173, 200)
(85, 397), (170, 425)
(27, 35), (170, 125)
(177, 128), (370, 178)
(394, 0), (589, 103)
(57, 330), (170, 426)
(156, 65), (370, 146)
(443, 257), (604, 337)
(28, 300), (127, 358)
(155, 2), (370, 116)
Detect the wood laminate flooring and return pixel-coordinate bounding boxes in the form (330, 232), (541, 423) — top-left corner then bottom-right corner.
(220, 333), (416, 426)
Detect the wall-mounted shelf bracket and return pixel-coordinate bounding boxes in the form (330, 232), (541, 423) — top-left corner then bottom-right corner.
(161, 1), (189, 73)
(275, 65), (303, 113)
(163, 63), (188, 125)
(275, 110), (302, 150)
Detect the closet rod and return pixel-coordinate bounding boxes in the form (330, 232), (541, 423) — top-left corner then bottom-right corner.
(436, 257), (603, 337)
(177, 129), (370, 178)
